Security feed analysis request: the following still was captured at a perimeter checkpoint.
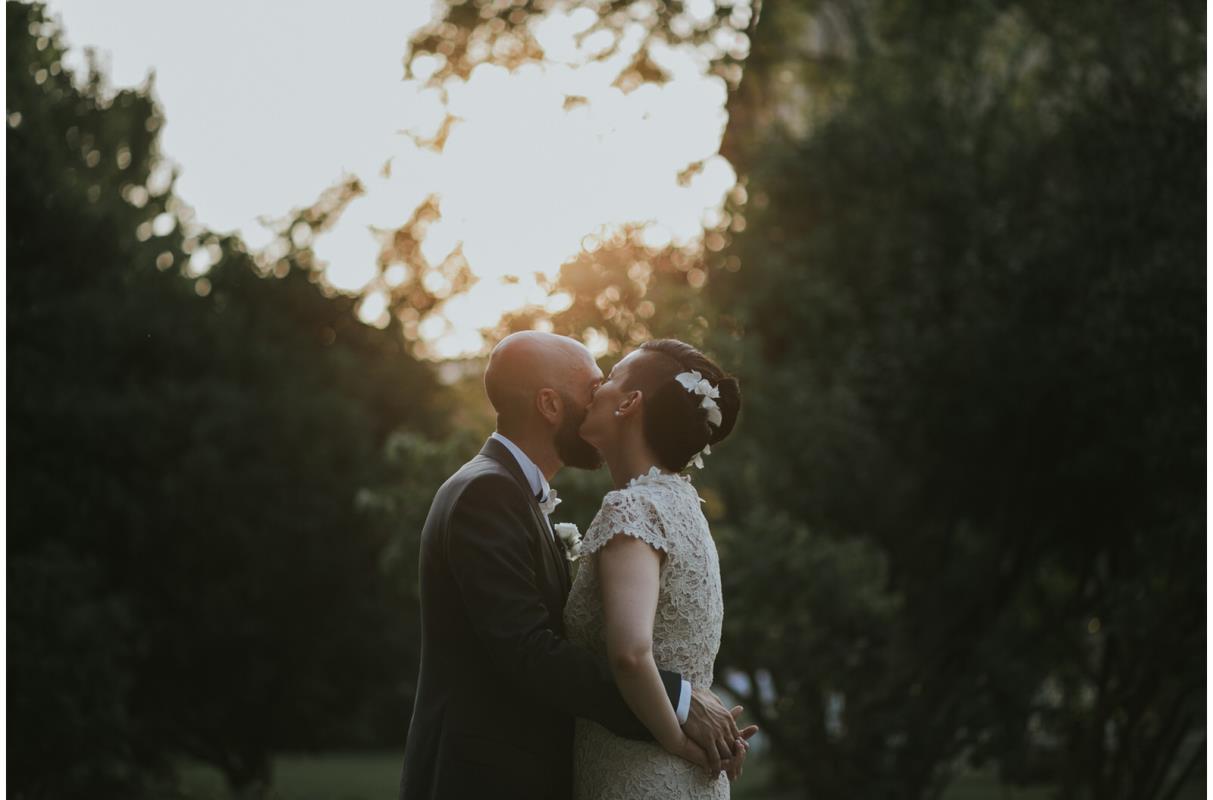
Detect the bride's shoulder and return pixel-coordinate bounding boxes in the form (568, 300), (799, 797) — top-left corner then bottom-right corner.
(595, 469), (676, 518)
(585, 471), (684, 554)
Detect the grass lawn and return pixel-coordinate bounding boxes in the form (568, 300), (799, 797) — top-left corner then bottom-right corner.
(179, 753), (402, 800)
(177, 751), (791, 799)
(177, 751), (1202, 800)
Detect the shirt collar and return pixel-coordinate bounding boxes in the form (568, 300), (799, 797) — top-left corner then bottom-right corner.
(490, 432), (552, 501)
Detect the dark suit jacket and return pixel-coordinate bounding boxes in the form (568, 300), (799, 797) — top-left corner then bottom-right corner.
(399, 437), (683, 800)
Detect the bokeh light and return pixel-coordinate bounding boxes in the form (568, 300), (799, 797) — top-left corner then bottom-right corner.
(48, 0), (738, 358)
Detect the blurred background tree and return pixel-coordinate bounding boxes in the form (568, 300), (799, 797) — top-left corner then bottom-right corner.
(8, 0), (1205, 798)
(8, 3), (453, 797)
(416, 1), (1205, 798)
(709, 3), (1205, 797)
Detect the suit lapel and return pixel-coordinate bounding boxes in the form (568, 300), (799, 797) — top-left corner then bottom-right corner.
(478, 438), (571, 599)
(529, 502), (571, 598)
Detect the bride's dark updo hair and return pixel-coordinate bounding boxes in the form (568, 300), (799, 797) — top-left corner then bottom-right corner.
(623, 339), (741, 472)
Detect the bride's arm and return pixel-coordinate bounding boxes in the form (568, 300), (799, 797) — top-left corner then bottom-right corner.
(598, 534), (714, 775)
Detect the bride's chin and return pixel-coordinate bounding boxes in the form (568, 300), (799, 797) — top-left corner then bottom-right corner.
(585, 432), (617, 454)
(580, 427), (613, 453)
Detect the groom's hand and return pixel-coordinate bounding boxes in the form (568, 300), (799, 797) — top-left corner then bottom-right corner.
(683, 687), (741, 776)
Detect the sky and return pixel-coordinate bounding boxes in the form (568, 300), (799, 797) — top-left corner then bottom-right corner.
(47, 0), (737, 358)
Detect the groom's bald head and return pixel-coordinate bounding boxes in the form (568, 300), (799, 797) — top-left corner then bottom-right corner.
(485, 331), (599, 429)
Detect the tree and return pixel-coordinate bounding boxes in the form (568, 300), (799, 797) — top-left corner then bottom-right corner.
(710, 2), (1205, 797)
(407, 1), (1205, 797)
(8, 3), (447, 796)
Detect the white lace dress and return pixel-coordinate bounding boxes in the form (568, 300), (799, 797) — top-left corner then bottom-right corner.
(564, 467), (728, 800)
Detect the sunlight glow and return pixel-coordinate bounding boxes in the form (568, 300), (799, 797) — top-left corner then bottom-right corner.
(310, 21), (736, 357)
(50, 0), (738, 359)
(358, 290), (390, 329)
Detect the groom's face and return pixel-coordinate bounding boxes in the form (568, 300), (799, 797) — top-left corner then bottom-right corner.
(552, 355), (604, 470)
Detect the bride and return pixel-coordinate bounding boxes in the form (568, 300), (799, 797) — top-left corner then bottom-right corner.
(563, 339), (751, 800)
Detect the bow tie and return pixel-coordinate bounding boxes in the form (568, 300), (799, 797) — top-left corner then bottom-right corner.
(537, 489), (561, 516)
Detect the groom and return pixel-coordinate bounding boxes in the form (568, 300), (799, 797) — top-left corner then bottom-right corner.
(399, 332), (750, 800)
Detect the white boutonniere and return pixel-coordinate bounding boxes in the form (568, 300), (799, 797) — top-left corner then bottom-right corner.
(538, 488), (561, 516)
(553, 522), (584, 561)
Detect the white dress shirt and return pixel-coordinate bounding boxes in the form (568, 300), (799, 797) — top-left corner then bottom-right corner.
(491, 431), (554, 537)
(489, 432), (692, 725)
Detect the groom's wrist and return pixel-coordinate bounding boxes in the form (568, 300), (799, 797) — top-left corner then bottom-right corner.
(676, 679), (692, 725)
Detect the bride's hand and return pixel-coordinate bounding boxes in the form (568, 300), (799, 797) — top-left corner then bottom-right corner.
(666, 733), (719, 778)
(724, 705), (760, 782)
(682, 686), (740, 775)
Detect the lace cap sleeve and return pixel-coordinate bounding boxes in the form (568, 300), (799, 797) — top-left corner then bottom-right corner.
(580, 488), (669, 557)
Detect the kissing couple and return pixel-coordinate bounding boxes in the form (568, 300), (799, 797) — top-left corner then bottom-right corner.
(400, 331), (757, 800)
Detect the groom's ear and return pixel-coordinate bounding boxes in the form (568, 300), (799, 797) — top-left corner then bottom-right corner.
(536, 387), (562, 424)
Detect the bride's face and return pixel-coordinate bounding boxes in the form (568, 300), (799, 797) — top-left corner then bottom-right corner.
(579, 350), (644, 450)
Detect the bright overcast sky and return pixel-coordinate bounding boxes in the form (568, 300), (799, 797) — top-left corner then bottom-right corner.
(47, 0), (737, 358)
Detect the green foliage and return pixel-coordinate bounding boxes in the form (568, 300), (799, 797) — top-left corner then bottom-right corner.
(8, 3), (448, 796)
(9, 546), (151, 798)
(414, 1), (1205, 798)
(710, 1), (1205, 797)
(10, 1), (1205, 798)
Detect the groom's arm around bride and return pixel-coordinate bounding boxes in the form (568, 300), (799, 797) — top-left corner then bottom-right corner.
(400, 443), (693, 800)
(447, 469), (675, 736)
(399, 332), (743, 800)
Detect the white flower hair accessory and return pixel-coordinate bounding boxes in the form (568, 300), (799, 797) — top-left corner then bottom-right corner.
(675, 369), (722, 469)
(553, 522), (584, 561)
(674, 370), (723, 428)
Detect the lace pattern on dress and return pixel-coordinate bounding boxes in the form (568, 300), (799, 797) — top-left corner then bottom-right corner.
(564, 467), (727, 800)
(579, 482), (670, 557)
